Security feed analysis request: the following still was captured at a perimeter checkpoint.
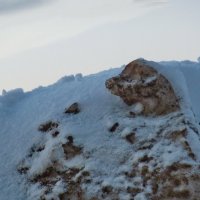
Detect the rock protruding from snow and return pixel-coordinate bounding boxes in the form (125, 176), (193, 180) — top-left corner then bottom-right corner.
(38, 121), (59, 132)
(64, 102), (80, 114)
(106, 59), (180, 115)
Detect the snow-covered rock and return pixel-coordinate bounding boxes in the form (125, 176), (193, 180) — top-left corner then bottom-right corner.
(105, 59), (180, 115)
(0, 59), (200, 200)
(64, 102), (80, 114)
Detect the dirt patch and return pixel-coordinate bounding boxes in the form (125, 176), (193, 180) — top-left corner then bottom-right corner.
(105, 59), (180, 115)
(28, 144), (45, 157)
(139, 155), (153, 163)
(168, 129), (187, 141)
(123, 159), (199, 200)
(127, 187), (142, 197)
(31, 164), (92, 200)
(182, 140), (196, 160)
(58, 168), (92, 200)
(64, 102), (80, 114)
(52, 130), (60, 138)
(17, 165), (29, 174)
(109, 122), (119, 132)
(38, 121), (59, 132)
(150, 163), (200, 200)
(62, 142), (82, 160)
(167, 129), (196, 161)
(102, 186), (113, 194)
(125, 132), (136, 144)
(31, 166), (59, 186)
(67, 135), (74, 144)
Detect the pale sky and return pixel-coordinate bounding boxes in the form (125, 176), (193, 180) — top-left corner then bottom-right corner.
(0, 0), (200, 91)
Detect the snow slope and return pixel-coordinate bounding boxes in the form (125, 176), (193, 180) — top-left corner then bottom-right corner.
(0, 67), (122, 200)
(160, 60), (200, 124)
(0, 59), (200, 200)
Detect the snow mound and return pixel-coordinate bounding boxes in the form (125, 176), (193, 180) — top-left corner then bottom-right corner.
(0, 59), (200, 200)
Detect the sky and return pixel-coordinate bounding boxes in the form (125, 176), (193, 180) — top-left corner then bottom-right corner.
(0, 0), (200, 91)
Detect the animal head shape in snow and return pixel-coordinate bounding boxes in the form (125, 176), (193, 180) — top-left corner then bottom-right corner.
(105, 59), (180, 115)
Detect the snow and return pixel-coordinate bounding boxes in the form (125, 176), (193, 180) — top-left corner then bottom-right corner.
(44, 180), (66, 200)
(56, 75), (75, 84)
(75, 73), (83, 81)
(0, 88), (24, 105)
(120, 127), (132, 138)
(143, 75), (157, 85)
(2, 89), (6, 96)
(0, 59), (200, 199)
(131, 102), (144, 114)
(160, 60), (200, 127)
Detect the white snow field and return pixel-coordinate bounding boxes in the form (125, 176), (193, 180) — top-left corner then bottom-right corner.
(0, 59), (200, 200)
